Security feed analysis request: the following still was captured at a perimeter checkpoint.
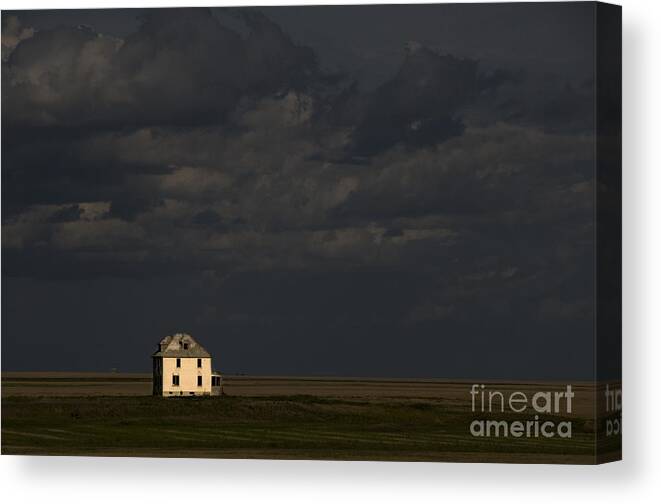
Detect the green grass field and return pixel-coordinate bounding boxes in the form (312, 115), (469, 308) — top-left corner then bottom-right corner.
(1, 375), (621, 463)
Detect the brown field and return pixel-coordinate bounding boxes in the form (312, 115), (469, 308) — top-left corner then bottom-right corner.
(1, 372), (621, 464)
(0, 372), (608, 415)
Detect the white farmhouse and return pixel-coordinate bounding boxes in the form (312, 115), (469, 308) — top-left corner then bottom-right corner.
(152, 333), (222, 396)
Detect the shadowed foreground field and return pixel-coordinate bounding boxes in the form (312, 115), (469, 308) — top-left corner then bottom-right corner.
(1, 374), (621, 463)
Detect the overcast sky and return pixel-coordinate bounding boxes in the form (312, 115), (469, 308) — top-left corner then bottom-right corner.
(2, 4), (611, 379)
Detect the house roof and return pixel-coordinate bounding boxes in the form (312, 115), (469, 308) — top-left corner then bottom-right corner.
(152, 333), (211, 358)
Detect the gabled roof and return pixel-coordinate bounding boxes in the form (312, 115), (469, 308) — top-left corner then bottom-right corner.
(152, 333), (211, 358)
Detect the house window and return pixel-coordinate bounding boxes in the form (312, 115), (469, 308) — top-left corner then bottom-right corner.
(172, 375), (179, 386)
(184, 343), (189, 349)
(197, 376), (202, 387)
(176, 358), (181, 368)
(197, 358), (202, 368)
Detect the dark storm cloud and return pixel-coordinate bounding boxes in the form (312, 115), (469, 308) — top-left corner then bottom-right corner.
(2, 9), (595, 281)
(107, 193), (164, 222)
(346, 47), (477, 157)
(466, 69), (595, 133)
(2, 8), (315, 130)
(48, 204), (83, 223)
(333, 124), (594, 223)
(1, 7), (317, 218)
(2, 5), (600, 379)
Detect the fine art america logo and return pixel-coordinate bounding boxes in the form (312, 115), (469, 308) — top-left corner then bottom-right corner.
(605, 384), (622, 436)
(469, 384), (574, 439)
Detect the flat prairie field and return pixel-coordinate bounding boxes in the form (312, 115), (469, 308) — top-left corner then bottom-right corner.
(1, 373), (621, 463)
